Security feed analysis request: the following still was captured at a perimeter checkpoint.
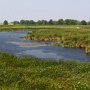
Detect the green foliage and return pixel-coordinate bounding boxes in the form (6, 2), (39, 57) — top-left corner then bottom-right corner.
(19, 20), (36, 25)
(0, 23), (90, 90)
(48, 19), (54, 25)
(20, 20), (25, 25)
(1, 19), (90, 25)
(11, 19), (88, 25)
(57, 19), (64, 25)
(80, 20), (87, 25)
(13, 21), (20, 25)
(37, 20), (48, 25)
(0, 53), (90, 90)
(3, 20), (8, 25)
(88, 21), (90, 25)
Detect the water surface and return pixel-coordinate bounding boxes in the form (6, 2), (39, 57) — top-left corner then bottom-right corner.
(0, 31), (90, 62)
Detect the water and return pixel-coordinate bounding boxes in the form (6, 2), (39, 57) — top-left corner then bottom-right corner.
(0, 31), (90, 62)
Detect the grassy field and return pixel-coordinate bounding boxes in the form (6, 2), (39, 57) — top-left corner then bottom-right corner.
(25, 25), (90, 53)
(0, 53), (90, 90)
(2, 25), (90, 53)
(0, 25), (69, 31)
(0, 25), (88, 31)
(0, 25), (90, 90)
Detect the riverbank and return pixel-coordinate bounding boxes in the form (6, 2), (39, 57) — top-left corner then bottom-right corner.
(1, 31), (90, 61)
(25, 26), (90, 53)
(0, 25), (90, 54)
(0, 52), (90, 90)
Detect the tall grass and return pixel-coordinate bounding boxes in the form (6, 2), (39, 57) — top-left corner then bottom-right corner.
(0, 53), (90, 90)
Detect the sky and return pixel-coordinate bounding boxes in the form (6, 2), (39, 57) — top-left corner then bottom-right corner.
(0, 0), (90, 22)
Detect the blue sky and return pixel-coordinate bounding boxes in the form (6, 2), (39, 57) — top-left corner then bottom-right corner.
(0, 0), (90, 22)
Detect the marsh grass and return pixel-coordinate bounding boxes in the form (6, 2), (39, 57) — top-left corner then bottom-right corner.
(26, 25), (90, 53)
(0, 53), (90, 90)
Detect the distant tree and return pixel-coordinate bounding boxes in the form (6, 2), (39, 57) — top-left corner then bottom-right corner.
(37, 20), (42, 25)
(20, 20), (26, 25)
(64, 19), (79, 25)
(70, 20), (78, 25)
(48, 19), (54, 25)
(41, 20), (48, 25)
(53, 20), (58, 25)
(13, 21), (20, 25)
(3, 20), (8, 25)
(29, 20), (36, 25)
(20, 20), (36, 25)
(65, 19), (71, 25)
(25, 20), (30, 25)
(37, 20), (48, 25)
(88, 21), (90, 25)
(9, 19), (89, 26)
(57, 19), (64, 25)
(80, 20), (87, 25)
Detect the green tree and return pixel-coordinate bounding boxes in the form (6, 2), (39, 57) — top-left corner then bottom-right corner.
(13, 21), (20, 25)
(65, 19), (71, 25)
(80, 20), (87, 25)
(88, 21), (90, 25)
(57, 19), (64, 25)
(70, 20), (78, 25)
(64, 19), (79, 25)
(42, 20), (48, 25)
(3, 20), (8, 25)
(48, 19), (54, 25)
(37, 20), (42, 25)
(29, 20), (35, 25)
(25, 20), (30, 25)
(20, 20), (26, 25)
(37, 20), (48, 25)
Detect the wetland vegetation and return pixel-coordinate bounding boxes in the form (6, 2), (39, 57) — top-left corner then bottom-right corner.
(0, 20), (90, 90)
(25, 25), (90, 54)
(0, 53), (90, 90)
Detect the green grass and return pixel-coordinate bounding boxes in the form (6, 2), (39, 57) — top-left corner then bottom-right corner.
(0, 53), (90, 90)
(0, 25), (89, 31)
(0, 25), (69, 31)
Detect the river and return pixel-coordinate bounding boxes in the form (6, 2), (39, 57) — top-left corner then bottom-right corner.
(0, 31), (90, 61)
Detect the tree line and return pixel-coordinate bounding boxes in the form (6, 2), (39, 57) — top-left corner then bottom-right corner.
(3, 19), (90, 25)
